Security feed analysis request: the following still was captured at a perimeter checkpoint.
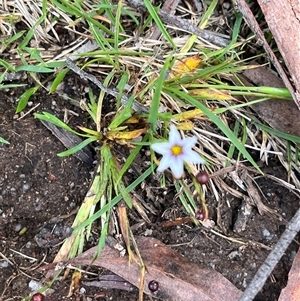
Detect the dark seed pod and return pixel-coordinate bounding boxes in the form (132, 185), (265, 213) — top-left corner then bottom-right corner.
(31, 293), (45, 301)
(195, 209), (206, 221)
(195, 171), (210, 185)
(148, 280), (159, 292)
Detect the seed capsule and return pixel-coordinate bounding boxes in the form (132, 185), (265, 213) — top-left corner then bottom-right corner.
(31, 293), (45, 301)
(195, 171), (210, 185)
(195, 209), (206, 221)
(148, 280), (159, 292)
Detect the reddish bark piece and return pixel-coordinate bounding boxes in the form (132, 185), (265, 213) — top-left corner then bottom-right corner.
(68, 236), (242, 301)
(278, 248), (300, 301)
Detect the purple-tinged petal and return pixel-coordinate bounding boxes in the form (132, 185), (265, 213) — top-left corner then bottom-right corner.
(170, 156), (184, 178)
(156, 154), (172, 172)
(151, 142), (171, 155)
(181, 150), (205, 164)
(182, 136), (197, 149)
(168, 125), (181, 145)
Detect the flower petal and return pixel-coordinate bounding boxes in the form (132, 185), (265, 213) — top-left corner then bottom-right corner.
(156, 154), (172, 172)
(151, 142), (171, 155)
(170, 156), (184, 178)
(169, 125), (181, 145)
(181, 150), (205, 164)
(182, 136), (197, 149)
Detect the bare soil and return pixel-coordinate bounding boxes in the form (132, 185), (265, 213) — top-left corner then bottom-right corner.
(0, 81), (299, 301)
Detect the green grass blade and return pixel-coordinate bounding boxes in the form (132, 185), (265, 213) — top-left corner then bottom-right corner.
(0, 84), (26, 89)
(57, 136), (98, 157)
(0, 59), (15, 71)
(118, 134), (149, 182)
(200, 0), (218, 28)
(113, 0), (124, 67)
(231, 13), (243, 44)
(49, 68), (69, 93)
(35, 112), (83, 136)
(5, 30), (26, 46)
(0, 137), (10, 144)
(16, 86), (40, 113)
(148, 55), (172, 131)
(15, 65), (54, 73)
(181, 0), (218, 53)
(18, 17), (44, 49)
(252, 120), (300, 143)
(143, 0), (176, 49)
(214, 13), (243, 62)
(50, 0), (113, 36)
(226, 119), (240, 167)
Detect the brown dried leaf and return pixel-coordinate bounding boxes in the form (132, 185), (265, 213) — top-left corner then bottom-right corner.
(68, 236), (242, 301)
(278, 248), (300, 301)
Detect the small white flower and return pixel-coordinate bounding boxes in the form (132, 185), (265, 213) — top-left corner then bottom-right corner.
(151, 125), (205, 179)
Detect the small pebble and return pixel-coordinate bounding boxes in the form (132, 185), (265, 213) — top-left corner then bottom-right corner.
(14, 223), (22, 232)
(22, 184), (30, 193)
(228, 250), (240, 260)
(0, 261), (9, 268)
(262, 228), (275, 240)
(223, 2), (231, 9)
(28, 280), (43, 291)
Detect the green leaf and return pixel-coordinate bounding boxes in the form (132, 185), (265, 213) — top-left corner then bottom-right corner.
(0, 137), (10, 144)
(50, 0), (113, 36)
(18, 17), (44, 49)
(5, 31), (26, 45)
(143, 0), (176, 49)
(0, 59), (15, 71)
(252, 120), (300, 144)
(148, 55), (172, 131)
(0, 84), (26, 89)
(35, 112), (82, 136)
(49, 68), (69, 93)
(57, 137), (97, 157)
(16, 86), (40, 113)
(15, 65), (54, 73)
(200, 0), (218, 28)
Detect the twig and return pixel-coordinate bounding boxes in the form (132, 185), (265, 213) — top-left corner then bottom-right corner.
(127, 0), (230, 47)
(238, 206), (300, 301)
(65, 58), (149, 114)
(17, 102), (40, 120)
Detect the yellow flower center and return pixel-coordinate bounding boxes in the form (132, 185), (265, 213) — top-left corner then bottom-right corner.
(171, 145), (182, 156)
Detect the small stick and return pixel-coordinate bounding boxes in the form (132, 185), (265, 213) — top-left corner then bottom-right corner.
(127, 0), (230, 47)
(238, 206), (300, 301)
(65, 58), (149, 114)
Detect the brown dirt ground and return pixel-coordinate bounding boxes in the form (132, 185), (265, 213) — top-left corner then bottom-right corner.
(0, 79), (300, 301)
